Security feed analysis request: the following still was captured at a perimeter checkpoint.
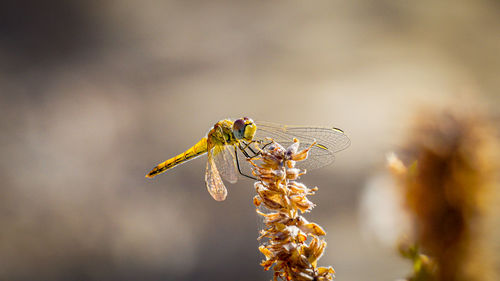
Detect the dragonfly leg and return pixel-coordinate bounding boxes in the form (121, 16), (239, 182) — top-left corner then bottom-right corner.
(259, 140), (273, 151)
(234, 146), (258, 180)
(240, 140), (271, 158)
(240, 140), (252, 149)
(246, 143), (259, 157)
(239, 143), (252, 158)
(239, 141), (262, 158)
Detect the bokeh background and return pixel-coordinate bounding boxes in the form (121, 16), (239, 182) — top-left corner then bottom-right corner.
(1, 1), (499, 280)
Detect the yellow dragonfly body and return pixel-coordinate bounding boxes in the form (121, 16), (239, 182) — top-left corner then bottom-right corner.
(146, 117), (349, 201)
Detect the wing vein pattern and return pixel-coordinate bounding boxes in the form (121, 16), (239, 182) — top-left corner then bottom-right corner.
(212, 144), (238, 184)
(254, 121), (350, 170)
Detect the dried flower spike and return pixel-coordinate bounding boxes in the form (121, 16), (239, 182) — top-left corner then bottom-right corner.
(249, 138), (335, 281)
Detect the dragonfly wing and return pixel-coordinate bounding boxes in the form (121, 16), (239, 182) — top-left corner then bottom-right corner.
(254, 121), (350, 171)
(212, 144), (239, 184)
(205, 147), (228, 201)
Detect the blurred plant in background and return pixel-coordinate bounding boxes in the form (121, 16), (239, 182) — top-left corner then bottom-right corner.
(388, 108), (500, 281)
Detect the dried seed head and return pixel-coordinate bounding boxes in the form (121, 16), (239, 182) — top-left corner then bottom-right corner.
(250, 139), (335, 281)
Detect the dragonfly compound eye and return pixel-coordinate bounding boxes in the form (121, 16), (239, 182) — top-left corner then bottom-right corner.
(233, 118), (246, 139)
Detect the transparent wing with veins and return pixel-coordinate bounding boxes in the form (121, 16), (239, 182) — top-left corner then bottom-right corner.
(212, 144), (238, 184)
(205, 146), (228, 201)
(254, 121), (350, 170)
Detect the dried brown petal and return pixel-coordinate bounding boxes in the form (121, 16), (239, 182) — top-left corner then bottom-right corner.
(300, 222), (326, 236)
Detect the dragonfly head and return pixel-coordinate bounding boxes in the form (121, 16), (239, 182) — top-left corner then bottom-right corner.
(233, 117), (256, 141)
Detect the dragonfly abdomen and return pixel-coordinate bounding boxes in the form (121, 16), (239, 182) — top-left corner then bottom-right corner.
(146, 137), (208, 178)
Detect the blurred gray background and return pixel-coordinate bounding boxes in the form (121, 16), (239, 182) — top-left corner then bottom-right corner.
(0, 0), (499, 280)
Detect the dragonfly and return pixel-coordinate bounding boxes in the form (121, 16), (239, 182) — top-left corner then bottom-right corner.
(146, 117), (350, 201)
